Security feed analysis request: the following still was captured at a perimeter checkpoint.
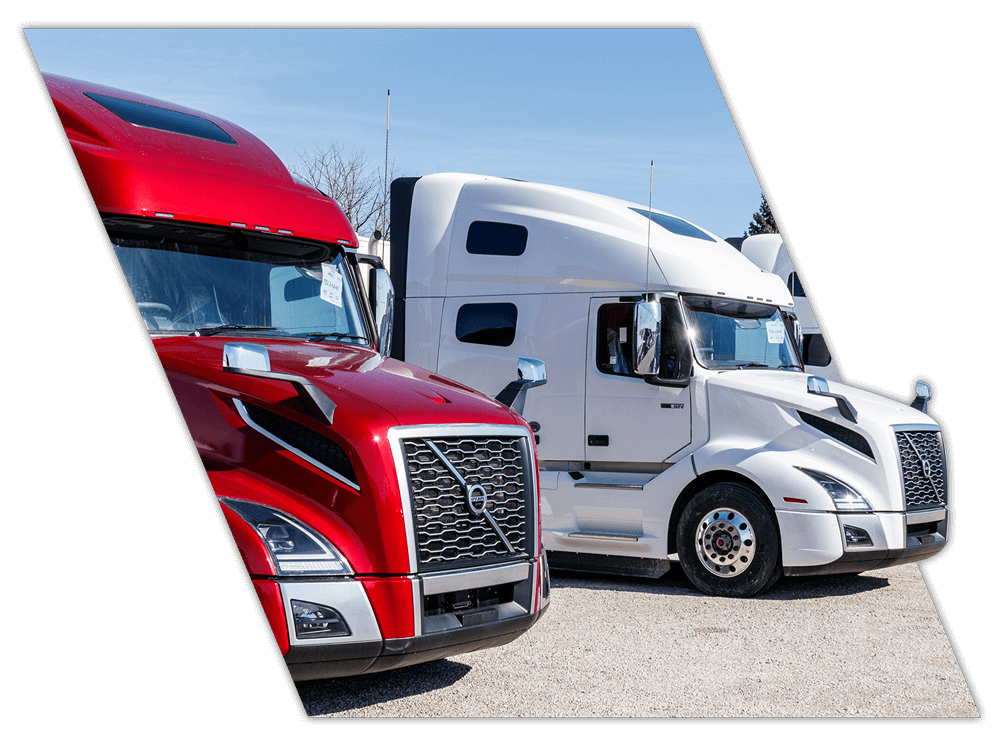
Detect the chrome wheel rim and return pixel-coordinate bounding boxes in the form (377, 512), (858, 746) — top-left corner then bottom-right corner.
(695, 507), (756, 578)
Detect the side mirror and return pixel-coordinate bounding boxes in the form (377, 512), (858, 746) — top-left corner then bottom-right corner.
(368, 266), (394, 358)
(495, 357), (547, 416)
(222, 342), (336, 425)
(911, 380), (932, 413)
(807, 375), (858, 423)
(632, 301), (661, 377)
(223, 342), (271, 372)
(639, 298), (693, 388)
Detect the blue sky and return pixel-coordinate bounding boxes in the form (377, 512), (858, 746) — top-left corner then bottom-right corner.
(23, 28), (763, 240)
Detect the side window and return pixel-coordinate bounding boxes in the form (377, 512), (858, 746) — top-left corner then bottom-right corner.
(787, 272), (806, 297)
(456, 303), (518, 347)
(466, 221), (528, 256)
(597, 300), (686, 380)
(597, 303), (635, 376)
(803, 333), (832, 367)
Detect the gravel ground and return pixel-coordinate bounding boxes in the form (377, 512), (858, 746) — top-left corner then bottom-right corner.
(296, 563), (978, 718)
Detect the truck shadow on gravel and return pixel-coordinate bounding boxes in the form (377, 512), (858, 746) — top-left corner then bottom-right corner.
(550, 565), (891, 600)
(295, 658), (472, 716)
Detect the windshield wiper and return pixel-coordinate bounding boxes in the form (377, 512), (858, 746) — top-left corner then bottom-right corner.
(193, 324), (279, 337)
(301, 332), (368, 343)
(735, 362), (771, 370)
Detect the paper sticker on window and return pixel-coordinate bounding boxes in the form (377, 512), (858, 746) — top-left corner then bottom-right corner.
(320, 263), (343, 307)
(766, 319), (786, 344)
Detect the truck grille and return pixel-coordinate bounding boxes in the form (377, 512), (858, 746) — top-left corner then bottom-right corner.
(895, 429), (946, 509)
(402, 434), (531, 570)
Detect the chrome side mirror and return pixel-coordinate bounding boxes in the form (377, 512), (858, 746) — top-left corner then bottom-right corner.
(368, 266), (394, 358)
(223, 342), (271, 372)
(495, 357), (547, 416)
(807, 375), (858, 423)
(807, 375), (829, 394)
(911, 380), (932, 413)
(223, 342), (336, 425)
(632, 301), (661, 377)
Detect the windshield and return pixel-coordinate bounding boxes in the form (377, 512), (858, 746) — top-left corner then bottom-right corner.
(112, 237), (369, 344)
(681, 295), (801, 371)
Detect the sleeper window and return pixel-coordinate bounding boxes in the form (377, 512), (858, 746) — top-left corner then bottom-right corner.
(466, 221), (528, 256)
(456, 303), (518, 347)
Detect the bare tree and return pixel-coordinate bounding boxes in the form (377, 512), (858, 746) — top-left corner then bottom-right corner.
(291, 143), (397, 239)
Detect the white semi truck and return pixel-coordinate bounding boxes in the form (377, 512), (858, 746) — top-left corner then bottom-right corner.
(384, 173), (948, 597)
(736, 233), (839, 381)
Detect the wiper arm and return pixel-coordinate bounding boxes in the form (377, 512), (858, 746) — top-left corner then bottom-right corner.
(735, 362), (771, 369)
(301, 332), (368, 343)
(193, 324), (279, 337)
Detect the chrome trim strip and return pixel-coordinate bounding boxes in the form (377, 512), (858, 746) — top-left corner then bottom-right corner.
(907, 507), (947, 525)
(573, 483), (645, 491)
(567, 532), (641, 542)
(422, 561), (531, 595)
(234, 399), (360, 491)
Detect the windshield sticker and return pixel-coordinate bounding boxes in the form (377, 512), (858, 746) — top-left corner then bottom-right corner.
(766, 319), (786, 344)
(320, 263), (343, 307)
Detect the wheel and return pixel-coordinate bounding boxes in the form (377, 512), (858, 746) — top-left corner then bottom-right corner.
(676, 482), (782, 598)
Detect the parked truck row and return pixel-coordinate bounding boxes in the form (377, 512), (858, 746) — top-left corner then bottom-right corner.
(45, 74), (949, 678)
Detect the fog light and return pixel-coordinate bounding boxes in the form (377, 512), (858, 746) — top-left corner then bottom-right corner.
(291, 600), (351, 639)
(843, 525), (873, 547)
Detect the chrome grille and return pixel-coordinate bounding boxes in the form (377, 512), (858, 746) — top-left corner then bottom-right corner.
(895, 429), (946, 508)
(402, 435), (530, 570)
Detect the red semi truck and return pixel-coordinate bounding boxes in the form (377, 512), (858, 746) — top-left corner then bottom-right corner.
(43, 73), (550, 680)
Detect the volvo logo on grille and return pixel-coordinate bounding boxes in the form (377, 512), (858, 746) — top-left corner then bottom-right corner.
(918, 456), (931, 481)
(422, 439), (517, 554)
(465, 483), (489, 515)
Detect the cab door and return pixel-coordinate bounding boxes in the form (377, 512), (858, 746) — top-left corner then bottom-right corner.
(584, 297), (691, 465)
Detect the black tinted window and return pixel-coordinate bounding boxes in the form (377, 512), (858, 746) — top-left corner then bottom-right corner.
(85, 92), (237, 145)
(456, 303), (517, 347)
(629, 207), (714, 242)
(466, 221), (528, 256)
(788, 272), (806, 297)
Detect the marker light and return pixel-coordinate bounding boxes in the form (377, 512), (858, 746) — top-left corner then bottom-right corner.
(222, 498), (353, 576)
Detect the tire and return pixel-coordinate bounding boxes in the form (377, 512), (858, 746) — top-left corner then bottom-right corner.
(676, 482), (782, 598)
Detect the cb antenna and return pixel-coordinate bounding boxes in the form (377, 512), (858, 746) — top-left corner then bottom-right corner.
(382, 89), (390, 258)
(645, 160), (653, 295)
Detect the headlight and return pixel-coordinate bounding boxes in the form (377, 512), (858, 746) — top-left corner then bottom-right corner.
(794, 467), (872, 511)
(222, 498), (353, 576)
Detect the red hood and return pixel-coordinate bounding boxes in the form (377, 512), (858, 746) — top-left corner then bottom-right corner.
(153, 335), (521, 428)
(152, 335), (526, 578)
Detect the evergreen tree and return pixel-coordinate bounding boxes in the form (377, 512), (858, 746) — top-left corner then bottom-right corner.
(747, 193), (779, 235)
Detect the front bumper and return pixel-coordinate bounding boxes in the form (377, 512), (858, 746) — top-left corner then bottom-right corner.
(778, 505), (948, 577)
(280, 556), (550, 681)
(287, 605), (547, 680)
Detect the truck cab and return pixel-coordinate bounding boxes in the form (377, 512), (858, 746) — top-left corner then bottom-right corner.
(44, 77), (549, 679)
(388, 173), (948, 597)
